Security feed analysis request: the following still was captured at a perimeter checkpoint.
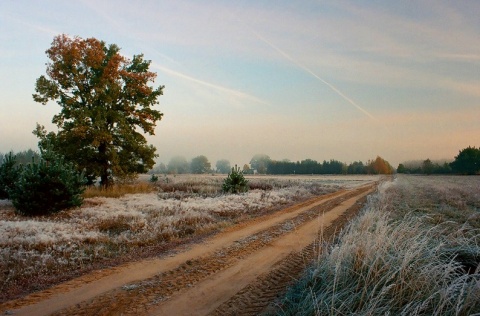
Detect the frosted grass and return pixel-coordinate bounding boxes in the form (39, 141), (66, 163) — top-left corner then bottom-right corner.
(1, 221), (101, 248)
(278, 175), (480, 315)
(0, 175), (379, 300)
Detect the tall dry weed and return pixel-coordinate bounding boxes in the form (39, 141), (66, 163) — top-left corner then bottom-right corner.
(83, 182), (156, 198)
(278, 176), (480, 315)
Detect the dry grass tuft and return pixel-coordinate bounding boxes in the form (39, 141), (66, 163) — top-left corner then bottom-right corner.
(278, 175), (480, 315)
(83, 182), (156, 198)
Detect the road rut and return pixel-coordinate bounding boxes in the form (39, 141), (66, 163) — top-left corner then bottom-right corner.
(2, 184), (376, 316)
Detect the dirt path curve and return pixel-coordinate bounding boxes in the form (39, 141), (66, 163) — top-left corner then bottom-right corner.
(1, 184), (376, 316)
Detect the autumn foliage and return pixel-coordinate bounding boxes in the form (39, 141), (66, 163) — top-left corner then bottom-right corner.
(367, 156), (394, 174)
(33, 35), (164, 187)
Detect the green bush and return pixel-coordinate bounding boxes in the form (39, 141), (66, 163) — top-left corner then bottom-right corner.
(150, 173), (159, 183)
(9, 150), (86, 216)
(0, 152), (22, 199)
(222, 165), (249, 194)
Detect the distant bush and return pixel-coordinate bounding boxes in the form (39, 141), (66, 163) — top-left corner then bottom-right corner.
(222, 165), (249, 194)
(0, 152), (22, 199)
(9, 150), (86, 216)
(150, 173), (159, 183)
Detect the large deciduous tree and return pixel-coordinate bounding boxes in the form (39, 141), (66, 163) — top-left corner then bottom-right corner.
(215, 159), (231, 174)
(190, 155), (211, 174)
(367, 156), (394, 174)
(250, 154), (271, 174)
(167, 156), (189, 174)
(422, 159), (435, 175)
(33, 35), (164, 187)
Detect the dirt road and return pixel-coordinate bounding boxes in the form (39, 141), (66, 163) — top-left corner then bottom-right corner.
(1, 184), (376, 316)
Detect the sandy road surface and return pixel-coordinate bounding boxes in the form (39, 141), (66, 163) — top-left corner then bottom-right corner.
(1, 184), (376, 316)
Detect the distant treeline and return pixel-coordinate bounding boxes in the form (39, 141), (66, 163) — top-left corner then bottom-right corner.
(248, 154), (394, 175)
(397, 159), (452, 175)
(4, 147), (478, 176)
(397, 146), (480, 175)
(0, 150), (40, 166)
(150, 154), (395, 175)
(265, 157), (394, 175)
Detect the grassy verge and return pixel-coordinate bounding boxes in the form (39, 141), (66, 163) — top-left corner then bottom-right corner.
(276, 175), (480, 315)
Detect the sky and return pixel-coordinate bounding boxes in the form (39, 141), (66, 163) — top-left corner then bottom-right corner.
(0, 0), (479, 167)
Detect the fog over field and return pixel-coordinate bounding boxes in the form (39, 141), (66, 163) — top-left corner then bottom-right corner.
(1, 1), (479, 166)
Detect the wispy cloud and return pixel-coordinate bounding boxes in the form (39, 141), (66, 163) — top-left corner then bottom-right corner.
(248, 28), (376, 120)
(151, 63), (268, 106)
(338, 1), (480, 61)
(78, 0), (123, 30)
(435, 53), (480, 62)
(79, 0), (267, 107)
(439, 79), (480, 98)
(1, 12), (58, 37)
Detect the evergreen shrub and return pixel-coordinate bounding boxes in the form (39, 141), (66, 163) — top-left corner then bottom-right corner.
(150, 173), (159, 183)
(222, 165), (249, 194)
(9, 150), (85, 216)
(0, 152), (21, 199)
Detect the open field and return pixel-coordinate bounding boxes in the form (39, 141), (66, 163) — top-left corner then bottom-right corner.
(0, 174), (378, 305)
(7, 174), (478, 315)
(276, 175), (480, 315)
(2, 174), (478, 315)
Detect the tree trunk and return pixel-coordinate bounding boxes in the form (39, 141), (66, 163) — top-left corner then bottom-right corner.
(100, 172), (109, 188)
(98, 143), (110, 188)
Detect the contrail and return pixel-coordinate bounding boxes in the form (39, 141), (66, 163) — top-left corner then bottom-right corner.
(251, 29), (376, 120)
(151, 63), (268, 105)
(82, 1), (268, 106)
(3, 12), (58, 37)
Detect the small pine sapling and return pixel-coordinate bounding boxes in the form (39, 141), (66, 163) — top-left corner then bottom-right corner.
(150, 173), (159, 183)
(222, 165), (249, 194)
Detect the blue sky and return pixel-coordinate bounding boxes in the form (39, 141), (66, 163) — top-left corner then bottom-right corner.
(0, 0), (478, 167)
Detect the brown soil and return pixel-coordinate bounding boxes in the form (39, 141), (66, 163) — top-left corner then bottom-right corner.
(0, 184), (376, 316)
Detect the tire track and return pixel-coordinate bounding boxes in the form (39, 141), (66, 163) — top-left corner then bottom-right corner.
(150, 186), (373, 316)
(7, 184), (375, 316)
(211, 195), (367, 316)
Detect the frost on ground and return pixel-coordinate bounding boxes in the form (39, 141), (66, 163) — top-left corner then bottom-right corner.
(0, 174), (378, 301)
(0, 199), (12, 207)
(382, 175), (480, 227)
(278, 175), (480, 315)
